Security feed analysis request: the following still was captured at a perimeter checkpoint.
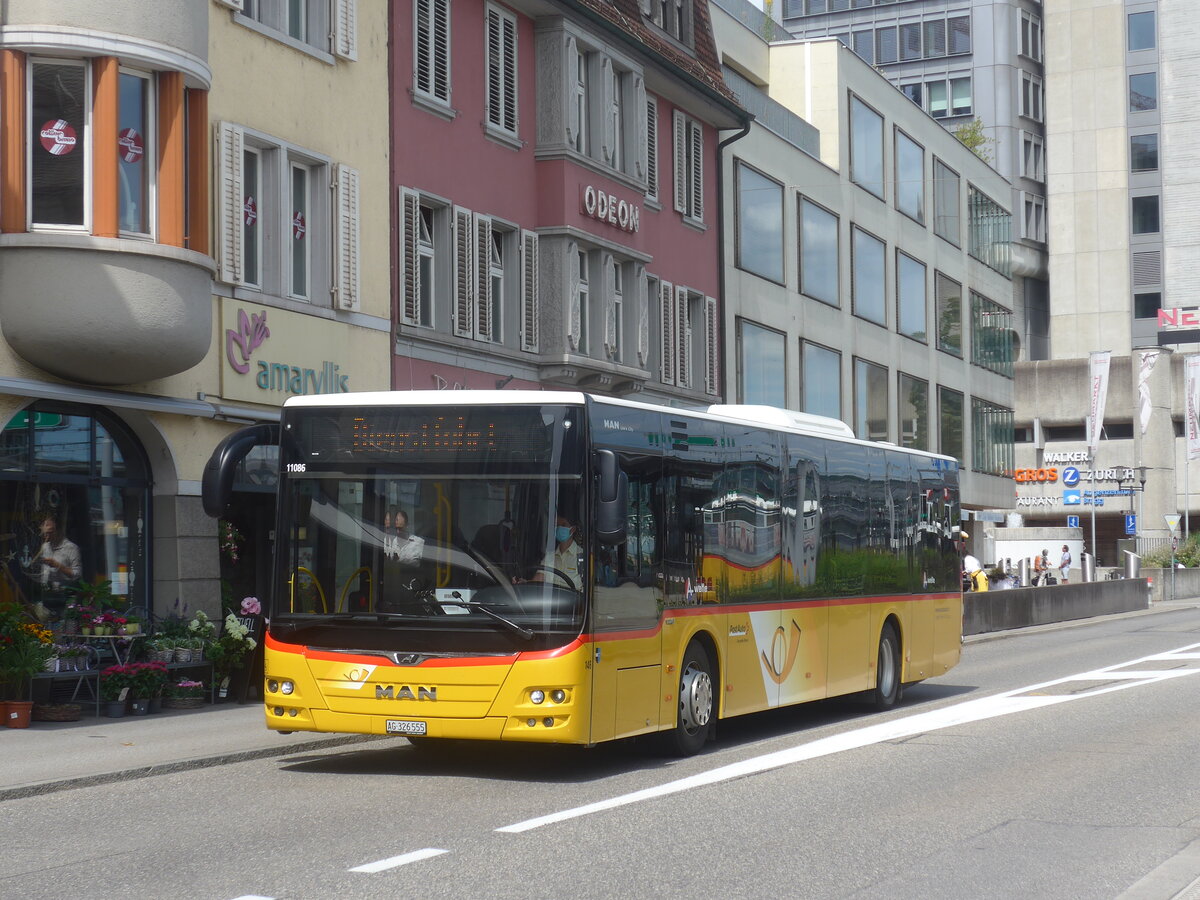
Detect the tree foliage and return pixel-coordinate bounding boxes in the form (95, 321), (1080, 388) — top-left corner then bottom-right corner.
(952, 118), (995, 164)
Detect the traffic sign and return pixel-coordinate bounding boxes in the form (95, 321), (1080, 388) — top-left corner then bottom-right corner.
(1165, 514), (1181, 533)
(1067, 515), (1080, 528)
(1125, 514), (1137, 535)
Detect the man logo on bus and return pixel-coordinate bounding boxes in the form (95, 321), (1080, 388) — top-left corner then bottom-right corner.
(762, 619), (803, 685)
(376, 684), (438, 701)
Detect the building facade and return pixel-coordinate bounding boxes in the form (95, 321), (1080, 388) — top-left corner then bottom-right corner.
(0, 0), (390, 623)
(390, 0), (746, 404)
(712, 2), (1016, 514)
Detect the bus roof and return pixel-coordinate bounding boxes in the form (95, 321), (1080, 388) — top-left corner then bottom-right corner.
(282, 390), (956, 466)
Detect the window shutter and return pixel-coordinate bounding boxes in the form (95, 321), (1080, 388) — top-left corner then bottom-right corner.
(502, 12), (517, 132)
(672, 109), (687, 214)
(633, 76), (647, 181)
(600, 57), (615, 166)
(568, 242), (582, 351)
(645, 97), (658, 200)
(521, 229), (539, 352)
(486, 8), (502, 128)
(474, 213), (492, 341)
(213, 0), (244, 10)
(603, 254), (617, 357)
(334, 164), (360, 311)
(676, 285), (690, 388)
(703, 296), (719, 396)
(217, 121), (244, 285)
(660, 279), (675, 384)
(565, 36), (580, 148)
(453, 206), (474, 337)
(635, 265), (649, 366)
(333, 0), (358, 60)
(689, 120), (704, 220)
(400, 187), (421, 324)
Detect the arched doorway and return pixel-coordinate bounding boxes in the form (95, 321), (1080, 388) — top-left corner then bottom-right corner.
(0, 403), (151, 623)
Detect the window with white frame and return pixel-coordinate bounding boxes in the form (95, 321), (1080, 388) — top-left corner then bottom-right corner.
(648, 0), (691, 46)
(30, 59), (89, 230)
(1022, 192), (1046, 242)
(1018, 11), (1042, 62)
(924, 76), (971, 118)
(562, 33), (648, 184)
(414, 0), (451, 106)
(1020, 71), (1043, 122)
(485, 4), (518, 137)
(657, 278), (717, 393)
(610, 263), (623, 362)
(217, 123), (360, 310)
(415, 204), (436, 327)
(1021, 131), (1045, 181)
(673, 110), (704, 222)
(237, 0), (356, 59)
(118, 69), (154, 236)
(572, 45), (588, 154)
(572, 247), (590, 355)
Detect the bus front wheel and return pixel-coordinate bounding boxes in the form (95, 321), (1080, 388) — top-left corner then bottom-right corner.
(666, 642), (714, 756)
(873, 622), (902, 711)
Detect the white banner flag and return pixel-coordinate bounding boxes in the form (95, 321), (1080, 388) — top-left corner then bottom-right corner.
(1138, 348), (1161, 435)
(1086, 350), (1111, 456)
(1186, 355), (1200, 461)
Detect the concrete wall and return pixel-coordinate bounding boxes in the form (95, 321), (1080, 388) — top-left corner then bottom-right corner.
(964, 577), (1150, 634)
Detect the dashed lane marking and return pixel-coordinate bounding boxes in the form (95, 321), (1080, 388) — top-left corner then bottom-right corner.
(349, 848), (449, 873)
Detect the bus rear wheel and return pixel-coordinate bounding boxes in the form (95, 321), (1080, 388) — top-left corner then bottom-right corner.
(873, 622), (901, 711)
(666, 642), (714, 756)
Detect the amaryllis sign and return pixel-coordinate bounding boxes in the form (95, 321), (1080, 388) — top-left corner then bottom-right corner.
(40, 119), (77, 155)
(224, 307), (350, 396)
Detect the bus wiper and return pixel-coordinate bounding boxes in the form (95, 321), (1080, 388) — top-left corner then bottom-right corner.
(445, 591), (533, 641)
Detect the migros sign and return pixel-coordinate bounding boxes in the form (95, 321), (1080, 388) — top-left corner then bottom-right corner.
(1013, 467), (1059, 483)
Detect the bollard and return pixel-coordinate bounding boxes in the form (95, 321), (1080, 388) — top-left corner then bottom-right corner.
(1018, 557), (1031, 587)
(1124, 550), (1141, 580)
(1081, 552), (1096, 583)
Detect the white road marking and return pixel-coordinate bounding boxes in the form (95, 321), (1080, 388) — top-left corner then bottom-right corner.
(498, 642), (1200, 834)
(230, 896), (275, 899)
(350, 848), (449, 873)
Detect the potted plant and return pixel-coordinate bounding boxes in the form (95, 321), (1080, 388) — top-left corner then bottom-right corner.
(0, 608), (55, 727)
(162, 679), (206, 709)
(146, 637), (174, 664)
(207, 613), (258, 700)
(127, 661), (169, 714)
(99, 664), (134, 717)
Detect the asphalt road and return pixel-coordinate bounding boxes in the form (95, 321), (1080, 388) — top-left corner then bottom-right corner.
(6, 607), (1200, 900)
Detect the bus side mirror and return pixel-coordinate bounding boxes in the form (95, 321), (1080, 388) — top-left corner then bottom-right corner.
(201, 423), (280, 518)
(595, 449), (628, 546)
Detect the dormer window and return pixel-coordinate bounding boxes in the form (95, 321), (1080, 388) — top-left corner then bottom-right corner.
(647, 0), (692, 46)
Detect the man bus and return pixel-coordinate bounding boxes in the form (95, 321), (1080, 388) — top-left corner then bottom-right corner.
(202, 391), (963, 756)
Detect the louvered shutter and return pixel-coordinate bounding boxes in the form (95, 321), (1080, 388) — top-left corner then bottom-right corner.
(633, 76), (647, 182)
(672, 110), (687, 214)
(565, 36), (580, 148)
(600, 57), (615, 166)
(502, 12), (517, 132)
(521, 230), (539, 352)
(334, 164), (360, 311)
(475, 214), (493, 341)
(689, 120), (703, 220)
(333, 0), (358, 60)
(703, 296), (718, 396)
(453, 206), (474, 337)
(645, 97), (658, 199)
(676, 285), (690, 388)
(486, 8), (502, 128)
(635, 265), (649, 366)
(213, 0), (243, 9)
(217, 121), (244, 285)
(400, 187), (421, 324)
(603, 254), (616, 357)
(568, 242), (581, 351)
(660, 280), (675, 384)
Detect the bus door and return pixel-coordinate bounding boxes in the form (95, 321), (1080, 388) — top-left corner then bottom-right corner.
(780, 436), (829, 706)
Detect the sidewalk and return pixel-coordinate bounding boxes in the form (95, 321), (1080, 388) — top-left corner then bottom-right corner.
(5, 598), (1199, 801)
(0, 701), (384, 801)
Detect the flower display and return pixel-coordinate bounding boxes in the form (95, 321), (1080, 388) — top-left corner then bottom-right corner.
(219, 520), (244, 564)
(164, 679), (205, 700)
(207, 612), (258, 686)
(239, 596), (261, 616)
(187, 609), (218, 641)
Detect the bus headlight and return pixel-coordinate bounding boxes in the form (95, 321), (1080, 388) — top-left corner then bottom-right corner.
(268, 680), (279, 693)
(550, 689), (566, 704)
(530, 690), (545, 704)
(281, 681), (295, 695)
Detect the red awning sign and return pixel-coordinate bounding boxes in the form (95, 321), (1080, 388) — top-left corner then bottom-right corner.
(40, 119), (77, 156)
(118, 128), (144, 164)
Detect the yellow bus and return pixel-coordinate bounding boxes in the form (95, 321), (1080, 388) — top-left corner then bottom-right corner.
(202, 391), (962, 755)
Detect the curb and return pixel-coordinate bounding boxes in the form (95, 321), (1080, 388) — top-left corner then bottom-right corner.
(0, 733), (390, 802)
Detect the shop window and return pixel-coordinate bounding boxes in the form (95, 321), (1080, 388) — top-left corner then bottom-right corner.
(0, 405), (150, 622)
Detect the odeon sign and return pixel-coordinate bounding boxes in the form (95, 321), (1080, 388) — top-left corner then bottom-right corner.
(581, 185), (640, 233)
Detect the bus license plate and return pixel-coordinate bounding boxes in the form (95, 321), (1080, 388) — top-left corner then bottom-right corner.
(386, 719), (427, 735)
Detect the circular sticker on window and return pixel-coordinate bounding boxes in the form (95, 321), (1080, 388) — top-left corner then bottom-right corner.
(39, 119), (77, 156)
(118, 128), (144, 164)
(293, 212), (306, 241)
(244, 196), (257, 227)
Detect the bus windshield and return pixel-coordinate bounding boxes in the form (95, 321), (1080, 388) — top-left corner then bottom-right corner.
(273, 403), (586, 651)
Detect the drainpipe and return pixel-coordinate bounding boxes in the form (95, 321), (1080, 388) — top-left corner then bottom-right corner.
(716, 118), (753, 403)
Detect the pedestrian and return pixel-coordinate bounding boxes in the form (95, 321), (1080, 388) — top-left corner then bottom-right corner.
(961, 532), (987, 592)
(1059, 545), (1072, 584)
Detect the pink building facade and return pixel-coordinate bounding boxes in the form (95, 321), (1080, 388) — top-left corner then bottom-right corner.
(391, 0), (746, 402)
